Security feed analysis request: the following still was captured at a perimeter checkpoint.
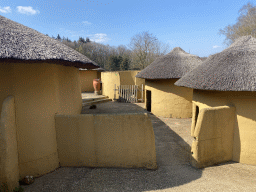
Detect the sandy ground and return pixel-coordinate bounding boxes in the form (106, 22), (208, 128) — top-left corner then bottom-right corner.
(21, 101), (256, 192)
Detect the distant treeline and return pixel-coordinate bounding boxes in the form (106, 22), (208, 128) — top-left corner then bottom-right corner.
(48, 2), (256, 70)
(48, 31), (170, 71)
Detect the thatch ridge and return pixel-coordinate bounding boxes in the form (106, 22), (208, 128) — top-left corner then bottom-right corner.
(0, 15), (99, 69)
(135, 47), (203, 79)
(175, 36), (256, 91)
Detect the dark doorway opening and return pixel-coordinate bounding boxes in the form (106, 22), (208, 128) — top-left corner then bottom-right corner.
(194, 105), (199, 127)
(146, 90), (151, 112)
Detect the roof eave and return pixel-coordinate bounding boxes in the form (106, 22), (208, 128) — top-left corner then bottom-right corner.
(0, 58), (100, 69)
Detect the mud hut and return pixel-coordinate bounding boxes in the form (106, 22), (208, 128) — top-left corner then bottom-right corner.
(0, 15), (99, 189)
(175, 36), (256, 168)
(80, 67), (104, 92)
(136, 47), (202, 118)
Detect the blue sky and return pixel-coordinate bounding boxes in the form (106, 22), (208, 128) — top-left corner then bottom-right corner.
(0, 0), (253, 57)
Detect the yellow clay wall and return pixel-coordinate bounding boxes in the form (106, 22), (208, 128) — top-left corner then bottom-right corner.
(0, 96), (19, 191)
(190, 105), (236, 168)
(192, 90), (256, 166)
(145, 79), (193, 118)
(101, 71), (144, 100)
(0, 62), (82, 179)
(79, 70), (98, 92)
(55, 113), (157, 169)
(135, 76), (145, 102)
(101, 71), (121, 99)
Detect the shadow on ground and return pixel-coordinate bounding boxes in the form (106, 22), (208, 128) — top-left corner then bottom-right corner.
(22, 101), (203, 192)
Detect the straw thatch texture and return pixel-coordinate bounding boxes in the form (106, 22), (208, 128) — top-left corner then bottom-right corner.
(0, 15), (99, 69)
(175, 36), (256, 91)
(79, 67), (105, 71)
(135, 47), (203, 79)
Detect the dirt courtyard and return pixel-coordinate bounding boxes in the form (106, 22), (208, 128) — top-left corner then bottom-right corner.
(22, 101), (256, 192)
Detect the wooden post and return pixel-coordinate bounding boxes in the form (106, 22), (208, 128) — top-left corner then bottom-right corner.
(130, 85), (131, 103)
(141, 84), (144, 103)
(126, 85), (128, 103)
(114, 84), (116, 100)
(132, 85), (134, 103)
(136, 85), (138, 103)
(118, 85), (120, 101)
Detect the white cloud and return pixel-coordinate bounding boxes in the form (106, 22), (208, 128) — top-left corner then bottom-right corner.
(90, 33), (110, 43)
(59, 28), (87, 38)
(0, 6), (11, 13)
(213, 45), (221, 49)
(17, 6), (40, 15)
(82, 21), (92, 25)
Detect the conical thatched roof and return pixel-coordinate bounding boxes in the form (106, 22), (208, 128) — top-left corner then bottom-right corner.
(175, 36), (256, 91)
(0, 15), (99, 69)
(135, 47), (203, 79)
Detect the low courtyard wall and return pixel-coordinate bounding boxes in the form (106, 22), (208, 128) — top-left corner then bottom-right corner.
(55, 113), (157, 169)
(191, 105), (236, 168)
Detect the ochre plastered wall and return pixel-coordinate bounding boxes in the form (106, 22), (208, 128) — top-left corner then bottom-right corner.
(119, 71), (140, 85)
(101, 71), (120, 99)
(101, 71), (144, 100)
(192, 90), (256, 166)
(55, 113), (157, 169)
(101, 71), (138, 99)
(145, 79), (193, 118)
(0, 62), (82, 179)
(79, 70), (98, 92)
(191, 105), (236, 168)
(97, 71), (101, 79)
(0, 96), (19, 191)
(135, 77), (145, 102)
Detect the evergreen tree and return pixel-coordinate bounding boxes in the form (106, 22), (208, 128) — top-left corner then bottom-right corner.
(78, 37), (86, 44)
(56, 34), (61, 40)
(120, 57), (130, 71)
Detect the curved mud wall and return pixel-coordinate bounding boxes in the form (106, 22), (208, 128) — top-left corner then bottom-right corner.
(191, 105), (236, 168)
(0, 62), (82, 178)
(79, 70), (98, 92)
(192, 90), (256, 166)
(0, 96), (19, 191)
(145, 79), (193, 118)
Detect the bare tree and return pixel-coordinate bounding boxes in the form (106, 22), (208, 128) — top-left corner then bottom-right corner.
(219, 2), (256, 46)
(129, 31), (170, 69)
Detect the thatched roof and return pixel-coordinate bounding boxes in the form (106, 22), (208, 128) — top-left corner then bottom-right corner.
(135, 47), (203, 79)
(200, 57), (208, 62)
(175, 36), (256, 91)
(0, 15), (99, 69)
(79, 67), (105, 71)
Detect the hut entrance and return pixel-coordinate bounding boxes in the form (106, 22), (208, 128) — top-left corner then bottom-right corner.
(146, 90), (151, 112)
(194, 105), (199, 127)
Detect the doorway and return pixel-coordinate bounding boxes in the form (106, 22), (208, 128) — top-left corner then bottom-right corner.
(146, 90), (151, 112)
(194, 105), (199, 127)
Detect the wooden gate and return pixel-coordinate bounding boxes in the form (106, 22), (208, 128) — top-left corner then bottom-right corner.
(114, 84), (143, 103)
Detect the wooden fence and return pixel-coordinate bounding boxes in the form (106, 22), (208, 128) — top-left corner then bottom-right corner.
(114, 84), (143, 103)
